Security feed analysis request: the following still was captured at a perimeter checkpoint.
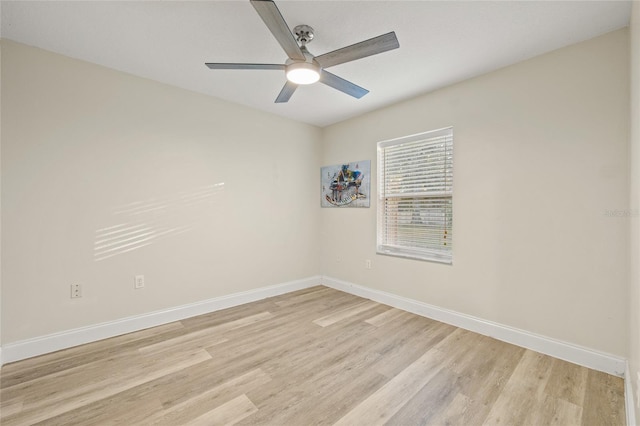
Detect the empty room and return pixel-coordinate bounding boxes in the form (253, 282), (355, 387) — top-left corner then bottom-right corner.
(1, 0), (639, 424)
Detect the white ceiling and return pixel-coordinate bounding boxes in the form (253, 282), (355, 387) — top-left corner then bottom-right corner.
(0, 1), (632, 127)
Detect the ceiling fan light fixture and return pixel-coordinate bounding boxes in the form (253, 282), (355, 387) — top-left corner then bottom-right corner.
(286, 62), (320, 85)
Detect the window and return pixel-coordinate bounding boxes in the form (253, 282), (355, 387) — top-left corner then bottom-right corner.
(377, 127), (453, 264)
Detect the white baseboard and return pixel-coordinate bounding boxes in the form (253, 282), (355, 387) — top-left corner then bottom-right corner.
(628, 362), (638, 426)
(1, 275), (321, 365)
(322, 276), (626, 377)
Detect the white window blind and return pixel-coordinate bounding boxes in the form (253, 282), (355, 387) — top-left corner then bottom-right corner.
(377, 127), (453, 263)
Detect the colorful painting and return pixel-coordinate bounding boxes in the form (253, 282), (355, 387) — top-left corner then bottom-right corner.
(321, 160), (371, 208)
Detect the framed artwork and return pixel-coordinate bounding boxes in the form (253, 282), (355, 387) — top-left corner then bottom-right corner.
(321, 160), (371, 208)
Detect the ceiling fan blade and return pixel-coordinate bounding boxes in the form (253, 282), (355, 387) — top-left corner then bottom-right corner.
(314, 32), (399, 69)
(320, 71), (369, 99)
(205, 63), (285, 70)
(275, 81), (297, 103)
(250, 0), (306, 62)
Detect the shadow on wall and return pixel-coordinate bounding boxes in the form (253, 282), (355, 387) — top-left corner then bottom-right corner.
(93, 183), (225, 261)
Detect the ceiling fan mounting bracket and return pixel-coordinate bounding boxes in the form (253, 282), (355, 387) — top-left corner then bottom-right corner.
(293, 25), (314, 46)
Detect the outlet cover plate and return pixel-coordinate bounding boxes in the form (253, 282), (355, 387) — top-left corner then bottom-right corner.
(70, 283), (82, 298)
(135, 275), (145, 289)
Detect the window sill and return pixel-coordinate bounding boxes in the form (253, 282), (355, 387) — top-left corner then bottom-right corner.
(376, 248), (452, 265)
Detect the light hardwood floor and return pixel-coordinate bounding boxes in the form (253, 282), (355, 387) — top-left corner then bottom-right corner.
(0, 286), (626, 425)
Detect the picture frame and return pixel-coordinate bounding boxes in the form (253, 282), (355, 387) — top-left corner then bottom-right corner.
(321, 160), (371, 208)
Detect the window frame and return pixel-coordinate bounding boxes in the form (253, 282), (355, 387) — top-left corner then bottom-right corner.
(376, 127), (453, 264)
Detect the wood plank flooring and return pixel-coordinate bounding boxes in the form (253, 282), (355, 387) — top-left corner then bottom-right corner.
(0, 286), (626, 425)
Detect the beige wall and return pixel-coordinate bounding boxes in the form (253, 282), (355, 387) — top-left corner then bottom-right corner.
(629, 0), (640, 420)
(1, 40), (321, 343)
(321, 29), (630, 356)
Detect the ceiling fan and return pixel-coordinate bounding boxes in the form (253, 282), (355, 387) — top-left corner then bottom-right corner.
(205, 0), (399, 103)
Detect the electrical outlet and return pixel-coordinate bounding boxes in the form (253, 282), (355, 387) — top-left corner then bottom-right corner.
(135, 275), (145, 289)
(365, 259), (372, 269)
(70, 283), (82, 298)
